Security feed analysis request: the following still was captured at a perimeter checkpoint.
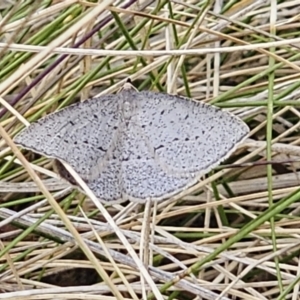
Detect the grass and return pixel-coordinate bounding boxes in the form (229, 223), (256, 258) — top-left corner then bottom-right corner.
(1, 0), (300, 299)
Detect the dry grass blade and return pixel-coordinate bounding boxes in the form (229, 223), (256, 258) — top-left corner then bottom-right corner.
(1, 1), (300, 300)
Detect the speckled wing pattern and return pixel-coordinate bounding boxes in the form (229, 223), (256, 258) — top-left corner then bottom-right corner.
(14, 87), (249, 203)
(115, 89), (249, 201)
